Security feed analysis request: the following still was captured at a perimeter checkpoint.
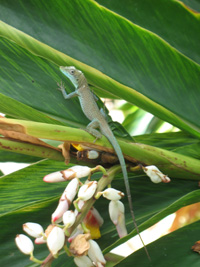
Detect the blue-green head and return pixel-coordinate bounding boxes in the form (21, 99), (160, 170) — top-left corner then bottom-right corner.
(60, 66), (83, 88)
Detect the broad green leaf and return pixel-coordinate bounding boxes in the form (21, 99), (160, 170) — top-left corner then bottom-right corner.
(179, 0), (200, 12)
(0, 160), (66, 216)
(174, 143), (200, 160)
(96, 0), (200, 63)
(117, 220), (200, 266)
(0, 93), (64, 125)
(0, 0), (200, 138)
(135, 131), (199, 150)
(135, 131), (200, 160)
(0, 150), (41, 163)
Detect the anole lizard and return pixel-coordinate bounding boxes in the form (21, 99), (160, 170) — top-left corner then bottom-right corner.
(58, 66), (150, 258)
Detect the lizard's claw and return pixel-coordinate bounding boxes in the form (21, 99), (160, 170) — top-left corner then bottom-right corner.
(84, 128), (102, 143)
(57, 81), (65, 91)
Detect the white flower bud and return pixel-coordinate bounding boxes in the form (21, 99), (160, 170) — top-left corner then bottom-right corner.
(74, 255), (94, 267)
(63, 210), (76, 227)
(23, 222), (44, 238)
(101, 188), (124, 201)
(143, 165), (171, 183)
(87, 150), (99, 159)
(15, 234), (34, 255)
(64, 178), (80, 202)
(109, 200), (127, 238)
(47, 226), (65, 256)
(88, 240), (106, 265)
(52, 178), (79, 222)
(109, 200), (124, 225)
(78, 181), (98, 201)
(67, 166), (91, 179)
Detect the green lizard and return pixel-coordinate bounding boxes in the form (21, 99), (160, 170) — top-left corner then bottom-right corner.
(58, 66), (149, 258)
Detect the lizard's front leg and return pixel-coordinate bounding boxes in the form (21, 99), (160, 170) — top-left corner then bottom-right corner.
(57, 82), (79, 99)
(86, 119), (102, 141)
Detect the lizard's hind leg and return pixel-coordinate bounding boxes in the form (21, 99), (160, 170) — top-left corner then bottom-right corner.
(86, 119), (102, 142)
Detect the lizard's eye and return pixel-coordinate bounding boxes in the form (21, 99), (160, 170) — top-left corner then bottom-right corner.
(70, 69), (75, 75)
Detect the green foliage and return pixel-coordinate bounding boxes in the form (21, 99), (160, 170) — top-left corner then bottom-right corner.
(0, 0), (199, 266)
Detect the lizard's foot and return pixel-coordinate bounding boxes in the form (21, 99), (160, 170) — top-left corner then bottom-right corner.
(84, 128), (102, 143)
(85, 119), (102, 143)
(57, 81), (66, 91)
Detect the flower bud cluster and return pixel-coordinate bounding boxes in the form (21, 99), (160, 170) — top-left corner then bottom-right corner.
(15, 156), (174, 265)
(15, 165), (108, 266)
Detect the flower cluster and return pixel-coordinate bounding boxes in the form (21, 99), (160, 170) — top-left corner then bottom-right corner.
(15, 163), (170, 265)
(15, 165), (127, 266)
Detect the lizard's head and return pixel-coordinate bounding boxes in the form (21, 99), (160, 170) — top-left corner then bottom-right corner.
(60, 66), (82, 88)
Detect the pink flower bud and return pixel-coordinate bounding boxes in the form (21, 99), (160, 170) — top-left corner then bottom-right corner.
(88, 240), (106, 265)
(63, 210), (76, 227)
(52, 200), (69, 223)
(52, 178), (79, 222)
(35, 236), (47, 244)
(23, 222), (44, 238)
(43, 171), (66, 183)
(43, 166), (91, 183)
(102, 188), (124, 201)
(15, 234), (34, 255)
(47, 226), (65, 256)
(78, 181), (98, 201)
(143, 165), (171, 183)
(74, 255), (94, 267)
(109, 200), (127, 238)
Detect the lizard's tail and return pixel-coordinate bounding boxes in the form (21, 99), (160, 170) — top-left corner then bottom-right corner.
(104, 129), (151, 260)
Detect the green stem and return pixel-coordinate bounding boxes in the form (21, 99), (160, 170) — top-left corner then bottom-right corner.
(73, 198), (81, 212)
(129, 165), (141, 172)
(63, 244), (72, 257)
(81, 222), (90, 233)
(63, 225), (70, 236)
(30, 253), (43, 264)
